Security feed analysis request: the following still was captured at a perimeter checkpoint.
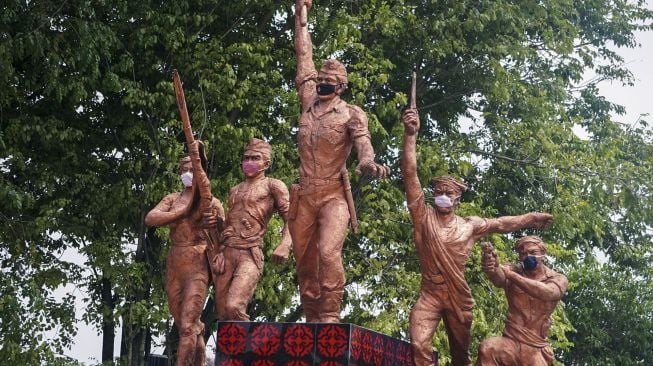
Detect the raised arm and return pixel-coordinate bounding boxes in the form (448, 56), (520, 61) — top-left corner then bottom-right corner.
(144, 193), (190, 227)
(401, 108), (423, 204)
(474, 212), (553, 239)
(294, 0), (317, 110)
(481, 242), (508, 287)
(505, 269), (568, 302)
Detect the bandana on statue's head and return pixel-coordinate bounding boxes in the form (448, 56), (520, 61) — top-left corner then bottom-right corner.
(515, 236), (547, 271)
(179, 156), (192, 166)
(515, 235), (547, 255)
(319, 59), (348, 85)
(179, 156), (193, 187)
(430, 175), (468, 194)
(179, 140), (209, 172)
(244, 138), (272, 162)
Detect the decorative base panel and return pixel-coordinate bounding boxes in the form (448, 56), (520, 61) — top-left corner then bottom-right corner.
(215, 321), (437, 365)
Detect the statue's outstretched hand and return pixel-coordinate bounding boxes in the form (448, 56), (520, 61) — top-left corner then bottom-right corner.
(402, 108), (420, 136)
(355, 160), (390, 178)
(531, 212), (553, 229)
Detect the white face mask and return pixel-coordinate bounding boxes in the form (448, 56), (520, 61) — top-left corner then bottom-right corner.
(434, 194), (454, 208)
(180, 172), (193, 187)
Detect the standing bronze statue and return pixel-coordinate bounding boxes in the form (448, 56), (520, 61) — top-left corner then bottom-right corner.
(291, 0), (390, 323)
(210, 138), (292, 321)
(401, 108), (554, 366)
(144, 152), (224, 366)
(477, 237), (568, 366)
(144, 71), (226, 365)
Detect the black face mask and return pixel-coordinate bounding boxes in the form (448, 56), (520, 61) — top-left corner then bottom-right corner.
(316, 83), (337, 96)
(522, 255), (538, 270)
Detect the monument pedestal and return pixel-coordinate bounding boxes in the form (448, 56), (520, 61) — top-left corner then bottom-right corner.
(215, 321), (436, 365)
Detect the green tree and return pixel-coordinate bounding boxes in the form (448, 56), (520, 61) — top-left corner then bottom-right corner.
(558, 261), (653, 365)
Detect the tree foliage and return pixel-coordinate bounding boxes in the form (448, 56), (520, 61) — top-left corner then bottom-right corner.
(1, 0), (652, 365)
(559, 260), (653, 365)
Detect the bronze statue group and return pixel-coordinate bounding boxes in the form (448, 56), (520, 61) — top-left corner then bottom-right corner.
(145, 1), (568, 365)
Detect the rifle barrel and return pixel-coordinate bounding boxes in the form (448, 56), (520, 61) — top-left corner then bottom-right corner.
(410, 71), (417, 109)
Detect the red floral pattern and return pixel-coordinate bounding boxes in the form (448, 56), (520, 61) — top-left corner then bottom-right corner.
(253, 361), (276, 366)
(283, 324), (314, 357)
(372, 335), (384, 366)
(350, 327), (363, 360)
(285, 361), (310, 366)
(214, 321), (421, 365)
(251, 324), (282, 356)
(383, 340), (397, 364)
(361, 331), (373, 363)
(317, 325), (349, 358)
(218, 360), (244, 366)
(217, 323), (247, 355)
(396, 342), (412, 364)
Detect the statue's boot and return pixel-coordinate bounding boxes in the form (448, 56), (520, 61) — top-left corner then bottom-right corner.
(302, 298), (321, 323)
(193, 323), (206, 366)
(177, 334), (197, 366)
(319, 290), (343, 323)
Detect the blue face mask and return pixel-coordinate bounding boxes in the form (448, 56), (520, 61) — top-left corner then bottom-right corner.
(316, 83), (337, 96)
(522, 255), (539, 270)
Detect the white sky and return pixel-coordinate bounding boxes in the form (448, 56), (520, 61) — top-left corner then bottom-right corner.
(597, 27), (653, 126)
(59, 12), (653, 366)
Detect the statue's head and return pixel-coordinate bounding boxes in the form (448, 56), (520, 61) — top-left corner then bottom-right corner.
(515, 235), (547, 255)
(179, 156), (192, 173)
(179, 156), (193, 188)
(316, 59), (348, 99)
(179, 140), (208, 173)
(319, 59), (348, 84)
(515, 235), (547, 271)
(430, 175), (467, 212)
(242, 138), (272, 177)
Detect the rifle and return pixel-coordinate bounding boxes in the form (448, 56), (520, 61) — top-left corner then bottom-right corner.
(341, 167), (359, 234)
(172, 70), (224, 271)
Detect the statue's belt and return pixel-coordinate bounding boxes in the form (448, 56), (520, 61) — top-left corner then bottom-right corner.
(299, 175), (341, 187)
(297, 176), (342, 196)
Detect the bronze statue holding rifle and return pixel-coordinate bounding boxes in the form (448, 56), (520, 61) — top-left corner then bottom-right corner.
(290, 0), (390, 323)
(401, 73), (554, 366)
(144, 70), (224, 366)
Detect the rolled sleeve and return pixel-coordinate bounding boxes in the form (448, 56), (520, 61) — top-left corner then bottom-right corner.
(347, 105), (372, 140)
(407, 191), (427, 223)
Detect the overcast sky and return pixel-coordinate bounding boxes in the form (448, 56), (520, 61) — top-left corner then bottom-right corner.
(598, 28), (653, 127)
(59, 14), (653, 366)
